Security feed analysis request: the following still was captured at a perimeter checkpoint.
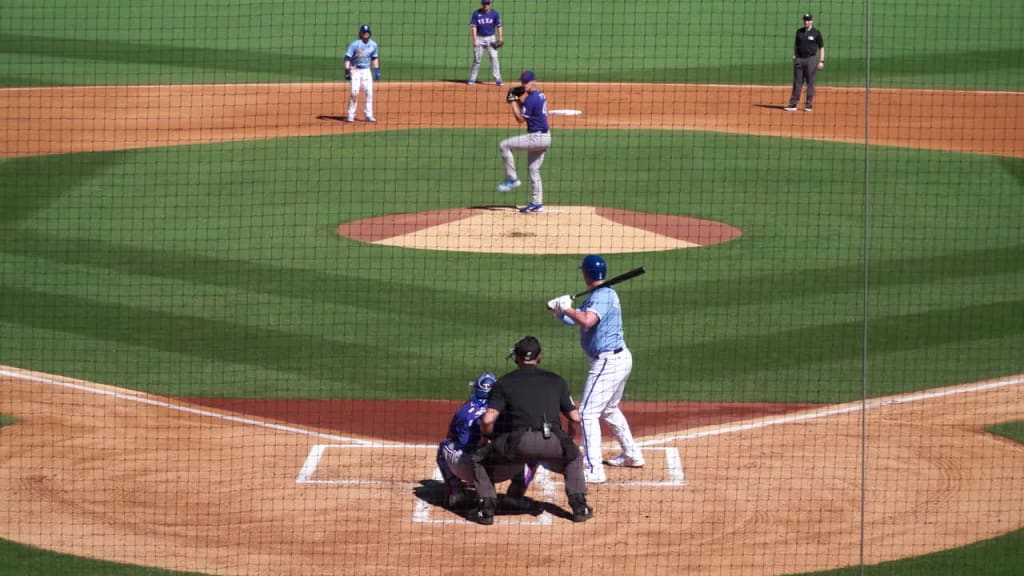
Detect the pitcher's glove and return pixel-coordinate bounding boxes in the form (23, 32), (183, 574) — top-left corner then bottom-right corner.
(505, 85), (525, 102)
(494, 39), (504, 48)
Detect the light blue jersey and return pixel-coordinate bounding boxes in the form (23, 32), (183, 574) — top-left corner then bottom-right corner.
(577, 287), (625, 357)
(345, 38), (379, 69)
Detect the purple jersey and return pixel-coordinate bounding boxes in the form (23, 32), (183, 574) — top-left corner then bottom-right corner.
(469, 9), (502, 36)
(521, 91), (550, 133)
(445, 397), (489, 450)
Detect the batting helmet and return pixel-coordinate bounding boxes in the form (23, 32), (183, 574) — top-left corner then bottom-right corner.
(470, 372), (497, 400)
(359, 24), (371, 35)
(579, 254), (607, 281)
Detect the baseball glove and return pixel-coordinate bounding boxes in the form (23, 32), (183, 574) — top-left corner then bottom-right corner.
(505, 85), (525, 102)
(494, 39), (504, 48)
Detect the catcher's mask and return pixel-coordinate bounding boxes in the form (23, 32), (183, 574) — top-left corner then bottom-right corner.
(509, 336), (542, 363)
(470, 372), (497, 400)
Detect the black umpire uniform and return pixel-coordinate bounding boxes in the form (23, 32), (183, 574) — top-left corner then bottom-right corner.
(470, 336), (592, 524)
(787, 13), (826, 111)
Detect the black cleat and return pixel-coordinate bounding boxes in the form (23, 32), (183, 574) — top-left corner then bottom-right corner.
(469, 497), (496, 525)
(568, 494), (594, 523)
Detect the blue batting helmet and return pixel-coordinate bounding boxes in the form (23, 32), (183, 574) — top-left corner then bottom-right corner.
(359, 24), (371, 35)
(579, 254), (607, 281)
(470, 372), (497, 399)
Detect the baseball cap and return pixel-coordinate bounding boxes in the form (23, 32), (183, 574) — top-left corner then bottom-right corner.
(511, 336), (542, 362)
(481, 0), (491, 4)
(520, 70), (536, 83)
(803, 13), (813, 20)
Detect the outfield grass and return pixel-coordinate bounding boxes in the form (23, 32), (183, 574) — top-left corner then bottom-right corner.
(1, 132), (1021, 401)
(1, 1), (1021, 89)
(0, 415), (17, 428)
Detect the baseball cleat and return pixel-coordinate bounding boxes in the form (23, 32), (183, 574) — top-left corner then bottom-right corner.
(344, 116), (355, 122)
(604, 453), (645, 468)
(466, 79), (476, 86)
(496, 178), (521, 192)
(496, 80), (504, 86)
(518, 203), (544, 213)
(468, 497), (496, 525)
(365, 116), (377, 122)
(569, 494), (594, 522)
(783, 106), (798, 112)
(584, 468), (607, 484)
(803, 108), (813, 113)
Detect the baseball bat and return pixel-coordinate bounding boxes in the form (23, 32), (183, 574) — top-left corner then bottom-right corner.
(572, 266), (646, 300)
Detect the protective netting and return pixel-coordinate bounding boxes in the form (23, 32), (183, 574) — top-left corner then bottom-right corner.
(1, 1), (1022, 575)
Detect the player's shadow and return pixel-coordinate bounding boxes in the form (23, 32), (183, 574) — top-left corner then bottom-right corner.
(753, 104), (792, 110)
(316, 114), (350, 122)
(413, 480), (548, 519)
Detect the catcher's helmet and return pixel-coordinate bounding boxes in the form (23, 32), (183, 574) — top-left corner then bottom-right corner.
(359, 24), (371, 35)
(470, 372), (497, 400)
(579, 254), (607, 281)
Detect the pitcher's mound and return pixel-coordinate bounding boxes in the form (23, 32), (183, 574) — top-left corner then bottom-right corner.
(337, 205), (741, 254)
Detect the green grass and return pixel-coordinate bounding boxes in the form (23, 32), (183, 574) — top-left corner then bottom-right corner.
(1, 0), (1021, 89)
(790, 421), (1024, 576)
(0, 538), (204, 576)
(1, 132), (1021, 401)
(0, 415), (16, 428)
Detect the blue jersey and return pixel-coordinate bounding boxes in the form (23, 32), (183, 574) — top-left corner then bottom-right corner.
(521, 91), (550, 133)
(444, 397), (489, 450)
(345, 38), (379, 69)
(578, 286), (626, 357)
(469, 9), (502, 36)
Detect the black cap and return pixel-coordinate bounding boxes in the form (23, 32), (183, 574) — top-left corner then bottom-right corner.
(803, 13), (813, 20)
(512, 336), (542, 362)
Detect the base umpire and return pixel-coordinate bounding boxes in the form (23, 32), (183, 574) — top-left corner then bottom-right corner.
(470, 336), (593, 524)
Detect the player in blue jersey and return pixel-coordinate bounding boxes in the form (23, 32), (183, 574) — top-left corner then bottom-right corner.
(497, 70), (551, 213)
(343, 24), (381, 122)
(467, 0), (504, 85)
(435, 371), (537, 510)
(547, 255), (645, 484)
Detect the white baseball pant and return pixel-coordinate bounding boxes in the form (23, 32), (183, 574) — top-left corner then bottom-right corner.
(347, 68), (374, 119)
(469, 35), (502, 83)
(578, 347), (641, 475)
(499, 132), (550, 205)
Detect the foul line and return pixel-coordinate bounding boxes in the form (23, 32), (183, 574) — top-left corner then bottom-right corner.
(638, 374), (1024, 447)
(3, 366), (1022, 451)
(0, 367), (376, 446)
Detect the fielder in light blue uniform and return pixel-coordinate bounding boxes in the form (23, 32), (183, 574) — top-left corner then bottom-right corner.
(343, 24), (380, 122)
(547, 255), (644, 484)
(435, 372), (536, 509)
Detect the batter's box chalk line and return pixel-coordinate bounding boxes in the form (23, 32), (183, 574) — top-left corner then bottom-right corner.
(293, 444), (685, 525)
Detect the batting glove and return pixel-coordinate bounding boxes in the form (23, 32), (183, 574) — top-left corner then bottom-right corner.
(344, 69), (352, 81)
(374, 68), (381, 81)
(555, 295), (573, 311)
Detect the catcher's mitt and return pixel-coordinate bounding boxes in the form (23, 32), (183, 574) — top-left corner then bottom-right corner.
(494, 39), (504, 48)
(505, 85), (525, 103)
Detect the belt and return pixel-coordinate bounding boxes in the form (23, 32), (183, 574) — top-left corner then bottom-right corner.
(529, 130), (549, 134)
(355, 65), (369, 69)
(591, 347), (623, 360)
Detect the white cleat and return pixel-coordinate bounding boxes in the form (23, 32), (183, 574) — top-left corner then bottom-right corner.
(584, 468), (607, 484)
(604, 453), (645, 468)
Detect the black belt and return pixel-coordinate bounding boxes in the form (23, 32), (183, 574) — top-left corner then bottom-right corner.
(355, 66), (369, 69)
(591, 347), (623, 360)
